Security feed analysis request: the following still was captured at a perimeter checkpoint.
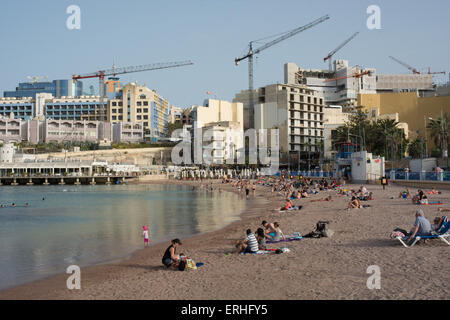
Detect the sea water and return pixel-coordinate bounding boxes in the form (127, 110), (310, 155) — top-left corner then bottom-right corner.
(0, 184), (246, 290)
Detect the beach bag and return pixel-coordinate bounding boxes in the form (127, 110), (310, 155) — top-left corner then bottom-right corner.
(178, 257), (197, 271)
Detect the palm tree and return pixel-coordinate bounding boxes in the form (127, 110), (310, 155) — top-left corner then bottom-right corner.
(427, 114), (449, 157)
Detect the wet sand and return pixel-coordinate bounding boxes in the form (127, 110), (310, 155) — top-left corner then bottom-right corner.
(0, 180), (449, 300)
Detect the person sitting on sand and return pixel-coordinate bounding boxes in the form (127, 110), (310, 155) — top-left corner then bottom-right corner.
(255, 228), (267, 250)
(270, 222), (285, 242)
(398, 188), (411, 199)
(412, 190), (424, 204)
(162, 239), (182, 268)
(310, 196), (333, 203)
(236, 229), (259, 254)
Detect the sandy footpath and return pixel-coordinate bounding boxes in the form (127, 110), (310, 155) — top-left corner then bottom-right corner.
(0, 179), (449, 300)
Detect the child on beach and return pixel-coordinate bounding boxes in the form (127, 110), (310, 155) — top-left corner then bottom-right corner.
(142, 225), (150, 247)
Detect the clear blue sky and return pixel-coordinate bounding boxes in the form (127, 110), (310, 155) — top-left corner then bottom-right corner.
(1, 0), (449, 108)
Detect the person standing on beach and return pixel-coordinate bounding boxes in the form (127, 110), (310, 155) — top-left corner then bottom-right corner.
(142, 225), (150, 247)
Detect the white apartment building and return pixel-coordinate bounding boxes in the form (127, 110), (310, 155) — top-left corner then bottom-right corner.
(201, 121), (244, 165)
(234, 84), (326, 164)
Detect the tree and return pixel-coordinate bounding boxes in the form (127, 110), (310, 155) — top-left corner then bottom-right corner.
(427, 114), (449, 157)
(408, 138), (425, 159)
(165, 122), (183, 137)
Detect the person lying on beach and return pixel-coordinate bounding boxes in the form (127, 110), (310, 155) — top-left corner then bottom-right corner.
(348, 196), (361, 209)
(438, 208), (450, 213)
(162, 238), (182, 268)
(310, 196), (333, 203)
(236, 229), (259, 254)
(427, 188), (441, 195)
(431, 216), (447, 231)
(360, 192), (374, 201)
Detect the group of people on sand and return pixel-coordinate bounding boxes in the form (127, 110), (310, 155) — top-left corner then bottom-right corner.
(398, 187), (442, 205)
(236, 220), (286, 254)
(345, 185), (373, 209)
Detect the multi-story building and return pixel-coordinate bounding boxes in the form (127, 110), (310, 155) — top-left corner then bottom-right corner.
(112, 122), (144, 143)
(44, 96), (107, 121)
(42, 119), (102, 143)
(323, 106), (351, 160)
(169, 105), (183, 124)
(107, 82), (170, 137)
(284, 60), (435, 112)
(234, 84), (326, 165)
(4, 79), (83, 98)
(0, 117), (23, 143)
(0, 97), (35, 120)
(201, 121), (244, 165)
(284, 60), (377, 112)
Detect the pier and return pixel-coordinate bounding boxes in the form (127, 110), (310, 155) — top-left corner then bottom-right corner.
(0, 174), (135, 186)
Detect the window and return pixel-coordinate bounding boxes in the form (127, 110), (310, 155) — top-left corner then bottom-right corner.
(137, 115), (141, 120)
(137, 108), (142, 113)
(118, 116), (123, 120)
(112, 102), (117, 106)
(143, 101), (148, 106)
(143, 122), (148, 127)
(137, 102), (141, 106)
(112, 109), (117, 113)
(143, 115), (148, 120)
(112, 116), (117, 120)
(143, 108), (148, 113)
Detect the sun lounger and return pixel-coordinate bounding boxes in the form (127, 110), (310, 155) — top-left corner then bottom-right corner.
(395, 217), (450, 247)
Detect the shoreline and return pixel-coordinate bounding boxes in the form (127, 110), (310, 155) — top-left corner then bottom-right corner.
(0, 179), (256, 298)
(0, 179), (449, 300)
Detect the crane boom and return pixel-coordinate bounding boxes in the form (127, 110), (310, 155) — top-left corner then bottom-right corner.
(235, 15), (330, 65)
(389, 56), (421, 74)
(72, 60), (194, 80)
(323, 32), (359, 71)
(234, 15), (330, 128)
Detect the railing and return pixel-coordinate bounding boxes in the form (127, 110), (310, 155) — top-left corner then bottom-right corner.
(389, 170), (450, 182)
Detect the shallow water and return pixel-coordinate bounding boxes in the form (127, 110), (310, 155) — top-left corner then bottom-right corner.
(0, 184), (246, 290)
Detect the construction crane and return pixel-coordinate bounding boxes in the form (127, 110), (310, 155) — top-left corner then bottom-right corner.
(72, 60), (194, 120)
(235, 14), (330, 125)
(323, 32), (359, 71)
(427, 68), (446, 75)
(388, 56), (421, 74)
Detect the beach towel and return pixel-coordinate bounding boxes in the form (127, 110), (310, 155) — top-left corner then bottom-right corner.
(419, 202), (444, 206)
(266, 236), (302, 244)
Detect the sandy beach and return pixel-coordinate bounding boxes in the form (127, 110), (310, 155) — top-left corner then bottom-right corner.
(0, 179), (449, 300)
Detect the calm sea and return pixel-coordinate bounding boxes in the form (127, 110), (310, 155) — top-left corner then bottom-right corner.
(0, 184), (246, 290)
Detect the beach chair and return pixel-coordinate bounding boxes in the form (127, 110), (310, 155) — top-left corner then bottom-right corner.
(395, 217), (450, 248)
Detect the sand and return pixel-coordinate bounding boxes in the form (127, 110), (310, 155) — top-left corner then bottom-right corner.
(0, 179), (449, 300)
